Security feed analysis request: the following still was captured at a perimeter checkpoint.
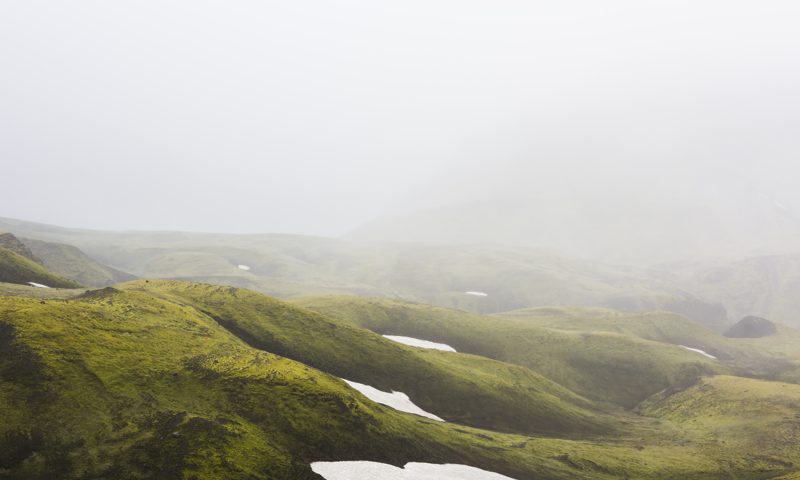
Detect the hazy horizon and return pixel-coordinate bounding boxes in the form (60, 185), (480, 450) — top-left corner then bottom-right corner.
(6, 4), (800, 479)
(3, 1), (800, 245)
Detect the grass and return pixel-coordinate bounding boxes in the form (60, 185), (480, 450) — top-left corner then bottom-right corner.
(294, 296), (728, 408)
(2, 281), (800, 478)
(0, 232), (37, 261)
(496, 306), (721, 346)
(22, 237), (136, 287)
(0, 281), (85, 299)
(0, 246), (81, 289)
(0, 290), (452, 479)
(125, 280), (617, 437)
(495, 306), (800, 379)
(639, 375), (800, 472)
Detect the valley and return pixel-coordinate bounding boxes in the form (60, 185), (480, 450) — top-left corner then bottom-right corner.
(1, 223), (800, 478)
(4, 2), (799, 478)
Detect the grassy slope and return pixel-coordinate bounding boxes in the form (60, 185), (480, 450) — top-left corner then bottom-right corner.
(22, 237), (136, 287)
(126, 280), (617, 437)
(1, 285), (747, 480)
(640, 375), (800, 472)
(497, 307), (720, 346)
(0, 232), (38, 261)
(0, 281), (85, 300)
(294, 296), (727, 409)
(0, 246), (81, 289)
(496, 306), (800, 379)
(0, 289), (506, 479)
(723, 324), (800, 384)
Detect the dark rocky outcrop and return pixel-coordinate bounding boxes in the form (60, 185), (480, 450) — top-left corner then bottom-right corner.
(724, 315), (777, 338)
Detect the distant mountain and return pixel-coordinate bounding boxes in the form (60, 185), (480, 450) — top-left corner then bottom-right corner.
(0, 216), (732, 330)
(670, 254), (800, 330)
(8, 215), (800, 329)
(347, 137), (800, 265)
(347, 191), (800, 265)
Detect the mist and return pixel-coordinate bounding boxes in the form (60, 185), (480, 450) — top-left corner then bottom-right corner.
(7, 5), (800, 476)
(3, 1), (800, 257)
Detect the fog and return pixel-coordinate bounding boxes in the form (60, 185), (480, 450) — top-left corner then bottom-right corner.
(2, 1), (799, 260)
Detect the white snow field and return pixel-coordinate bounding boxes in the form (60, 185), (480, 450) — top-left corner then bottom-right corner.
(237, 264), (251, 271)
(383, 335), (456, 352)
(27, 282), (50, 288)
(311, 461), (517, 480)
(343, 379), (444, 421)
(679, 345), (717, 360)
(464, 291), (488, 297)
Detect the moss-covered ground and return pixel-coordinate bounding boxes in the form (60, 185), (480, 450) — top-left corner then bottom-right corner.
(2, 281), (800, 479)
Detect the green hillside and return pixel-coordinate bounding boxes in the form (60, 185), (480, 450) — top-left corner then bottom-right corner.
(1, 289), (527, 479)
(497, 307), (720, 346)
(0, 232), (38, 261)
(0, 283), (739, 480)
(294, 296), (727, 408)
(495, 306), (799, 379)
(640, 375), (800, 470)
(22, 237), (135, 287)
(126, 280), (616, 437)
(0, 246), (81, 289)
(4, 281), (800, 478)
(0, 281), (85, 300)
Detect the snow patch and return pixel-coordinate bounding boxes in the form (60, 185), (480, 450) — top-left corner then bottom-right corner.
(237, 264), (251, 271)
(383, 335), (456, 352)
(464, 291), (488, 297)
(679, 345), (717, 360)
(343, 379), (443, 421)
(27, 282), (50, 288)
(311, 461), (517, 480)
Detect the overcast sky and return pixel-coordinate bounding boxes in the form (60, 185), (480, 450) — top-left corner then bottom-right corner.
(2, 1), (799, 236)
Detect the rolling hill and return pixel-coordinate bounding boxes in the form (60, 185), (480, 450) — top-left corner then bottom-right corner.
(0, 217), (733, 331)
(0, 230), (132, 289)
(0, 245), (81, 289)
(126, 280), (616, 437)
(21, 237), (135, 287)
(1, 287), (546, 479)
(294, 296), (729, 408)
(0, 232), (38, 261)
(3, 280), (800, 478)
(640, 375), (800, 471)
(494, 306), (800, 378)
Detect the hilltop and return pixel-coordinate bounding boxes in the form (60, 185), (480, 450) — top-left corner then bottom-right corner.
(3, 280), (800, 478)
